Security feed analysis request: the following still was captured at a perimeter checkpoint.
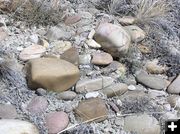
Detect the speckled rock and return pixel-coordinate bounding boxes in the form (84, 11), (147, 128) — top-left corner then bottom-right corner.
(74, 98), (108, 122)
(26, 58), (80, 92)
(0, 119), (39, 134)
(45, 111), (69, 134)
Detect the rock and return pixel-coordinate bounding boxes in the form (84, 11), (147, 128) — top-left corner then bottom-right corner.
(28, 34), (39, 44)
(128, 85), (136, 91)
(60, 47), (79, 66)
(75, 77), (114, 93)
(102, 83), (128, 97)
(124, 114), (160, 134)
(85, 91), (99, 99)
(57, 91), (77, 100)
(118, 16), (136, 25)
(79, 11), (93, 19)
(0, 104), (17, 119)
(0, 119), (39, 134)
(36, 88), (47, 96)
(26, 96), (48, 114)
(0, 27), (8, 41)
(136, 70), (167, 90)
(91, 52), (113, 65)
(65, 15), (81, 25)
(167, 75), (180, 94)
(145, 59), (167, 74)
(74, 98), (108, 122)
(94, 23), (131, 57)
(45, 26), (71, 41)
(46, 111), (69, 134)
(39, 39), (49, 48)
(138, 44), (151, 54)
(148, 90), (167, 98)
(19, 44), (46, 61)
(26, 58), (80, 92)
(86, 39), (101, 48)
(124, 25), (146, 42)
(167, 95), (180, 109)
(52, 40), (72, 54)
(88, 29), (95, 39)
(114, 118), (124, 126)
(79, 54), (91, 65)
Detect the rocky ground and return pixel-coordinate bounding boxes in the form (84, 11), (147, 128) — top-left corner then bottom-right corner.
(0, 0), (180, 134)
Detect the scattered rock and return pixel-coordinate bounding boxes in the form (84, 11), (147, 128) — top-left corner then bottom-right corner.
(45, 26), (71, 41)
(74, 98), (108, 122)
(0, 119), (39, 134)
(136, 70), (167, 90)
(0, 104), (17, 119)
(138, 44), (151, 54)
(57, 91), (77, 100)
(167, 75), (180, 94)
(124, 114), (160, 134)
(46, 111), (69, 134)
(0, 27), (8, 41)
(85, 91), (99, 99)
(128, 85), (136, 91)
(102, 83), (128, 97)
(26, 96), (48, 114)
(36, 88), (47, 96)
(94, 23), (131, 57)
(108, 101), (120, 113)
(19, 44), (46, 61)
(60, 47), (79, 66)
(79, 54), (91, 65)
(65, 15), (81, 25)
(145, 59), (167, 74)
(52, 40), (72, 54)
(28, 34), (39, 44)
(167, 95), (180, 109)
(75, 77), (114, 93)
(124, 25), (146, 42)
(118, 16), (136, 25)
(26, 58), (80, 92)
(86, 39), (101, 48)
(88, 29), (95, 39)
(91, 52), (113, 65)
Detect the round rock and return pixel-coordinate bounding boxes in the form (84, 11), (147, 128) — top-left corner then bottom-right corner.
(91, 52), (113, 65)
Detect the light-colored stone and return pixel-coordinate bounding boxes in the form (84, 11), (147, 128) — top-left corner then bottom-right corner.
(85, 91), (99, 99)
(0, 27), (8, 41)
(167, 75), (180, 94)
(124, 114), (160, 134)
(79, 54), (91, 65)
(0, 119), (39, 134)
(118, 16), (136, 25)
(74, 98), (108, 122)
(28, 34), (39, 44)
(57, 91), (77, 100)
(52, 40), (72, 54)
(145, 59), (167, 74)
(128, 85), (136, 91)
(91, 52), (113, 65)
(60, 47), (79, 66)
(88, 29), (95, 39)
(0, 104), (17, 119)
(86, 39), (101, 48)
(138, 44), (151, 54)
(124, 25), (146, 42)
(167, 95), (180, 109)
(65, 15), (81, 25)
(75, 77), (114, 93)
(27, 96), (48, 114)
(94, 23), (131, 57)
(26, 58), (80, 92)
(19, 44), (46, 61)
(136, 70), (167, 90)
(45, 26), (71, 41)
(102, 83), (128, 97)
(39, 39), (49, 48)
(46, 111), (69, 134)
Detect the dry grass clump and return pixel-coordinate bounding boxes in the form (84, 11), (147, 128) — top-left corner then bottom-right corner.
(3, 0), (63, 25)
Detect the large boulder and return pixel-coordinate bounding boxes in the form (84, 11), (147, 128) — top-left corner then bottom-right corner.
(26, 58), (80, 92)
(94, 23), (131, 57)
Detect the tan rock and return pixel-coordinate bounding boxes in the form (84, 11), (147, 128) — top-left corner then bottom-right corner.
(91, 52), (113, 65)
(118, 16), (136, 25)
(51, 40), (72, 54)
(94, 23), (131, 57)
(86, 39), (101, 48)
(124, 25), (146, 42)
(138, 44), (151, 54)
(26, 58), (80, 92)
(60, 47), (79, 66)
(19, 44), (46, 61)
(74, 98), (108, 122)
